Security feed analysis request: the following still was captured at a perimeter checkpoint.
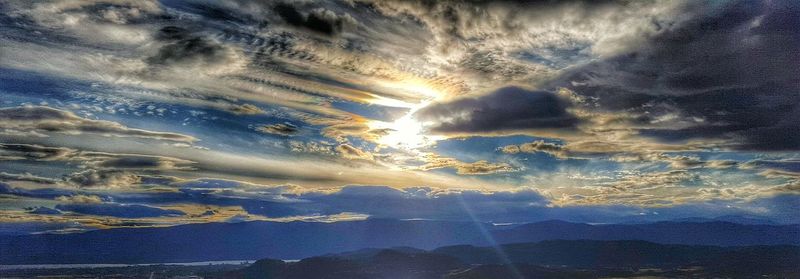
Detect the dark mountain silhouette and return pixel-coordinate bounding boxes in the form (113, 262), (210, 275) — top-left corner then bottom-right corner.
(233, 250), (463, 279)
(1, 219), (798, 264)
(666, 215), (779, 225)
(228, 240), (800, 279)
(492, 220), (800, 246)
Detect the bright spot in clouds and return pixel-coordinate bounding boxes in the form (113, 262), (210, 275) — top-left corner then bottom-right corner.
(368, 81), (446, 150)
(370, 100), (444, 150)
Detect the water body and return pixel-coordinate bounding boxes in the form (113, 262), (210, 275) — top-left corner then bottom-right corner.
(0, 260), (258, 270)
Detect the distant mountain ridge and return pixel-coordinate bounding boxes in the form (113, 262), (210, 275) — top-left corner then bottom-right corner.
(1, 219), (798, 264)
(230, 240), (800, 279)
(663, 215), (779, 225)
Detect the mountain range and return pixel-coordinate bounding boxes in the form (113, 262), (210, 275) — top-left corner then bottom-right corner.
(2, 219), (798, 264)
(227, 240), (800, 279)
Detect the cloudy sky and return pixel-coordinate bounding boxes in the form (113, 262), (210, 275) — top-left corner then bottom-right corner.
(1, 0), (798, 233)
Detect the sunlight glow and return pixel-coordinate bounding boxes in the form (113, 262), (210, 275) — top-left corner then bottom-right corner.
(370, 101), (443, 150)
(368, 82), (446, 150)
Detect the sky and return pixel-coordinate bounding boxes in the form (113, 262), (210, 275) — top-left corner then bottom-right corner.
(0, 0), (798, 234)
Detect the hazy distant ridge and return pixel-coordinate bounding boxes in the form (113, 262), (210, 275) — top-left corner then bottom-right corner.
(2, 219), (798, 264)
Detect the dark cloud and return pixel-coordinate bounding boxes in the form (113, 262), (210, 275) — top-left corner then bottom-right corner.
(146, 37), (232, 66)
(64, 169), (141, 188)
(256, 122), (299, 136)
(154, 26), (192, 41)
(550, 1), (800, 150)
(178, 2), (257, 24)
(0, 172), (60, 184)
(0, 143), (74, 161)
(92, 155), (194, 170)
(54, 203), (185, 218)
(0, 106), (197, 142)
(26, 206), (62, 215)
(273, 3), (355, 35)
(416, 87), (578, 133)
(3, 142), (194, 173)
(274, 3), (305, 26)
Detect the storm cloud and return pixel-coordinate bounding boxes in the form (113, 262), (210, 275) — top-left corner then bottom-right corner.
(416, 87), (579, 134)
(274, 3), (356, 36)
(548, 0), (800, 151)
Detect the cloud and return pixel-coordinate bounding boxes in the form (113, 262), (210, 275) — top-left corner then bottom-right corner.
(257, 123), (300, 136)
(55, 203), (185, 218)
(299, 185), (551, 222)
(1, 143), (195, 171)
(0, 143), (75, 161)
(0, 172), (60, 184)
(362, 0), (681, 89)
(147, 37), (224, 65)
(609, 170), (697, 193)
(500, 140), (566, 158)
(228, 103), (265, 115)
(320, 122), (389, 143)
(335, 144), (374, 161)
(705, 160), (738, 169)
(288, 140), (335, 155)
(418, 154), (516, 175)
(64, 169), (141, 188)
(273, 3), (356, 36)
(452, 160), (516, 175)
(0, 142), (197, 189)
(0, 106), (197, 142)
(11, 0), (162, 46)
(742, 160), (800, 173)
(4, 178), (800, 225)
(548, 1), (800, 151)
(56, 194), (105, 204)
(500, 139), (734, 170)
(0, 0), (798, 229)
(606, 153), (704, 170)
(0, 183), (74, 200)
(26, 206), (62, 215)
(416, 87), (578, 134)
(154, 26), (192, 41)
(145, 35), (244, 75)
(88, 153), (195, 171)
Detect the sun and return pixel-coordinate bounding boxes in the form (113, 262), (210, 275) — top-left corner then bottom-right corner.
(367, 82), (446, 150)
(370, 101), (443, 150)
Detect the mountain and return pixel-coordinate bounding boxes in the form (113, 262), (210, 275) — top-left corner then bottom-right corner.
(2, 219), (799, 264)
(235, 250), (463, 279)
(227, 240), (800, 279)
(434, 240), (769, 268)
(667, 215), (779, 225)
(0, 219), (490, 264)
(492, 220), (800, 246)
